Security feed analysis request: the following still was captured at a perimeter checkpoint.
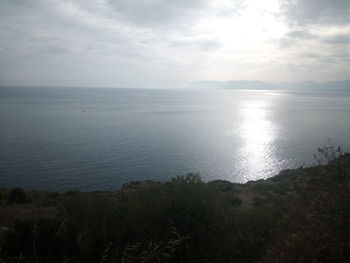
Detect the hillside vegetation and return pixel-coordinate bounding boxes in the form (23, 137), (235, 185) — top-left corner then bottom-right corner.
(0, 151), (349, 263)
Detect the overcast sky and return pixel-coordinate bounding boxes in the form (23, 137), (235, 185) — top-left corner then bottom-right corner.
(0, 0), (349, 88)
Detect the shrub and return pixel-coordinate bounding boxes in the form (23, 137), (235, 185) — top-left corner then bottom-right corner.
(8, 187), (28, 204)
(171, 173), (202, 184)
(47, 192), (60, 198)
(64, 190), (81, 196)
(254, 196), (269, 207)
(252, 182), (276, 194)
(313, 144), (343, 165)
(231, 196), (243, 207)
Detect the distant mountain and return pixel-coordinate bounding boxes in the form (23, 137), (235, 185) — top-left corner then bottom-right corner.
(189, 80), (350, 91)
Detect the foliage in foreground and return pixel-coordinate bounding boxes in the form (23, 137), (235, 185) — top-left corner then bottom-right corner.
(0, 151), (349, 263)
(7, 187), (29, 204)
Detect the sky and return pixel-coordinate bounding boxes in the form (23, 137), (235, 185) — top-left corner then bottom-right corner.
(0, 0), (349, 88)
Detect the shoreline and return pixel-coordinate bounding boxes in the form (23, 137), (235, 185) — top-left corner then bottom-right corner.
(0, 154), (349, 262)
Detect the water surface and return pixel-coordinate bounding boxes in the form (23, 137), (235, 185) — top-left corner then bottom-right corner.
(1, 87), (349, 191)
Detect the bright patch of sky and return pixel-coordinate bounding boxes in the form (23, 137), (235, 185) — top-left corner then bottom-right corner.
(0, 0), (349, 88)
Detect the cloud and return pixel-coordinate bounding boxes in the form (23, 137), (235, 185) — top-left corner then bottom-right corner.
(323, 33), (350, 44)
(276, 0), (350, 69)
(169, 39), (221, 51)
(285, 30), (314, 39)
(278, 29), (315, 47)
(281, 0), (350, 25)
(0, 0), (349, 87)
(107, 0), (210, 26)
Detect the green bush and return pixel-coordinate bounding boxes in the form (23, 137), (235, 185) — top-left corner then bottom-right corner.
(1, 177), (282, 263)
(254, 196), (269, 207)
(2, 155), (348, 263)
(231, 196), (243, 207)
(8, 187), (28, 204)
(171, 173), (202, 184)
(64, 190), (81, 196)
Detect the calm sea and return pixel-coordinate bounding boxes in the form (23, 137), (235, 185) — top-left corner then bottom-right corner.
(1, 86), (350, 191)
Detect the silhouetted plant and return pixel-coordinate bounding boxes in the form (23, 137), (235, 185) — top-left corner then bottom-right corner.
(121, 224), (189, 263)
(313, 143), (346, 177)
(230, 196), (242, 207)
(171, 173), (202, 184)
(8, 187), (28, 204)
(1, 153), (349, 263)
(313, 143), (343, 165)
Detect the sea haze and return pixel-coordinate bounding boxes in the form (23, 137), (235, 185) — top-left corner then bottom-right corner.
(0, 86), (350, 191)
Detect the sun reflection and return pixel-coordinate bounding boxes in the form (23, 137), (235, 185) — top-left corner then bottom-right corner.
(239, 101), (278, 181)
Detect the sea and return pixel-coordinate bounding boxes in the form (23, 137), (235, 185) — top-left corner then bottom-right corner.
(1, 86), (350, 191)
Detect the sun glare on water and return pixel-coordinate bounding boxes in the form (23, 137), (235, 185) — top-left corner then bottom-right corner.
(239, 101), (280, 181)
